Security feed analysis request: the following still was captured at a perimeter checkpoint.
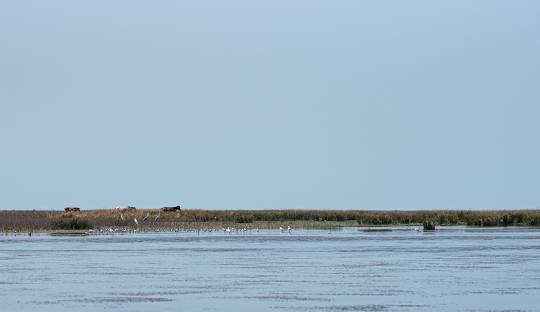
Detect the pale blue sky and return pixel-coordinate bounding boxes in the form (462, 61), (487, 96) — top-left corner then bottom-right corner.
(1, 0), (539, 210)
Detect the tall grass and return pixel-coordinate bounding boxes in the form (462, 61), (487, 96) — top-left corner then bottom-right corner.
(1, 209), (540, 231)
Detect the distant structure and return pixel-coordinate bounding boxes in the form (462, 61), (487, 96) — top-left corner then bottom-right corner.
(64, 207), (80, 212)
(161, 205), (181, 212)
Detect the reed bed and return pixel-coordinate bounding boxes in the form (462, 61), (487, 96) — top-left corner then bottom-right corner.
(1, 209), (540, 232)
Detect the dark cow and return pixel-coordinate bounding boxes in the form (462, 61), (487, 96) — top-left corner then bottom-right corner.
(161, 205), (181, 212)
(64, 207), (81, 212)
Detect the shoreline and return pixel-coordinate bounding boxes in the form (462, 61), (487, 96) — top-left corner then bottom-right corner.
(1, 209), (540, 232)
(3, 224), (539, 237)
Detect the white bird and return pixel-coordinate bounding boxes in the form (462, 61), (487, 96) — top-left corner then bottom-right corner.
(142, 213), (149, 222)
(279, 226), (284, 232)
(120, 214), (126, 222)
(134, 218), (138, 225)
(287, 225), (292, 233)
(153, 213), (160, 223)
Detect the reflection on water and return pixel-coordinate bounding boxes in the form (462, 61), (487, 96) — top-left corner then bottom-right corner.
(1, 227), (539, 312)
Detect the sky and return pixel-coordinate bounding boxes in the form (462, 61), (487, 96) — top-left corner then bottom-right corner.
(0, 0), (539, 210)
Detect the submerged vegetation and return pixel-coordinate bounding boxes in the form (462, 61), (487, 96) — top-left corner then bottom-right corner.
(423, 220), (436, 231)
(1, 209), (540, 232)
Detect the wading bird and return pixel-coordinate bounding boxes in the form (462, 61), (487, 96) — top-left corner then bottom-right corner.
(142, 213), (150, 222)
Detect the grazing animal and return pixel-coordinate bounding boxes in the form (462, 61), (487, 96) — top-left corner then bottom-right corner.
(64, 207), (80, 212)
(161, 205), (181, 212)
(116, 205), (136, 212)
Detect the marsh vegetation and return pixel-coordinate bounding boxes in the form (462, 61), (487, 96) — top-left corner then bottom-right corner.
(1, 209), (539, 232)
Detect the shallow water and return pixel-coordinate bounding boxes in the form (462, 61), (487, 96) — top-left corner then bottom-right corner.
(1, 227), (539, 312)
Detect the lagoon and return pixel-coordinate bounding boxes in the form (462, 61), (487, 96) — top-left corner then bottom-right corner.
(1, 227), (539, 312)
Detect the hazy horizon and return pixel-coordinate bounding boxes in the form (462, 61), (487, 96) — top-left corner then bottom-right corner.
(1, 0), (539, 210)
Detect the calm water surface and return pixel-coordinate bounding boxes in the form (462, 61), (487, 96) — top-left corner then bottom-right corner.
(1, 227), (539, 312)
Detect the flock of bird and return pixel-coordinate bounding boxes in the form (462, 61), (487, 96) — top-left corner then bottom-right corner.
(116, 212), (294, 234)
(96, 212), (295, 235)
(91, 226), (294, 235)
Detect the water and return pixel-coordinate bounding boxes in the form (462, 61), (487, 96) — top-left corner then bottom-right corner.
(1, 227), (540, 312)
